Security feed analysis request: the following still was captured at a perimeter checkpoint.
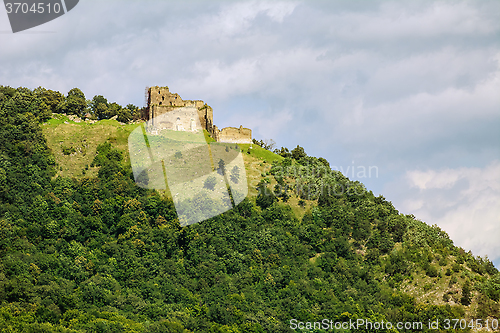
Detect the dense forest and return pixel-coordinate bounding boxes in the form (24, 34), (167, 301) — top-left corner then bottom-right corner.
(0, 85), (499, 332)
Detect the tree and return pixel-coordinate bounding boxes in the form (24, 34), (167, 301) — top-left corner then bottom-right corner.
(318, 157), (330, 168)
(253, 138), (276, 151)
(117, 107), (132, 123)
(274, 147), (292, 158)
(94, 103), (108, 120)
(482, 273), (500, 301)
(33, 87), (65, 114)
(256, 183), (276, 209)
(5, 90), (51, 121)
(125, 104), (139, 119)
(0, 85), (17, 103)
(107, 102), (122, 119)
(461, 280), (471, 306)
(90, 95), (108, 119)
(291, 145), (307, 160)
(59, 88), (87, 117)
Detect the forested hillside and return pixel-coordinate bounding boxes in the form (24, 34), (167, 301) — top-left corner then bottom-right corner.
(0, 86), (499, 332)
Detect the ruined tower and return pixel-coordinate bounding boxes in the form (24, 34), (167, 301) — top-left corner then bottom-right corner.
(146, 86), (214, 134)
(145, 86), (252, 144)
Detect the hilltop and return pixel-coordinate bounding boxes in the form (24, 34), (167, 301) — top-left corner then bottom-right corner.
(0, 85), (499, 332)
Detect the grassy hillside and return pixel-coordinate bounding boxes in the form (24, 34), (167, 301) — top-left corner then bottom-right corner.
(42, 116), (281, 199)
(42, 114), (140, 178)
(41, 113), (500, 316)
(1, 87), (499, 332)
(42, 116), (316, 218)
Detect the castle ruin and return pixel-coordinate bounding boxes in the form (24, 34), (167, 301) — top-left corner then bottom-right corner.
(144, 86), (252, 144)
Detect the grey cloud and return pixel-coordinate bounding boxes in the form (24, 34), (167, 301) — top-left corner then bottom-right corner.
(1, 0), (499, 264)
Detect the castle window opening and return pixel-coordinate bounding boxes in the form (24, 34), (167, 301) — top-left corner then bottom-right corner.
(162, 96), (164, 100)
(158, 90), (160, 94)
(159, 102), (162, 105)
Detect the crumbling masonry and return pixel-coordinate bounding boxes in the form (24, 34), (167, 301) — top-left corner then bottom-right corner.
(143, 86), (252, 144)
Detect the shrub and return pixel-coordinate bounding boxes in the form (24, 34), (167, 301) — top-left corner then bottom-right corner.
(439, 256), (447, 266)
(61, 145), (76, 155)
(461, 280), (471, 306)
(426, 264), (438, 278)
(449, 275), (458, 287)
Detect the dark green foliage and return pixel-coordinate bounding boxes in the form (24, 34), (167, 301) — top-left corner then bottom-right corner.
(0, 86), (17, 102)
(485, 259), (499, 276)
(449, 275), (458, 287)
(90, 142), (124, 179)
(424, 264), (439, 278)
(455, 253), (465, 264)
(89, 95), (134, 122)
(461, 280), (472, 306)
(476, 293), (500, 319)
(0, 86), (56, 207)
(256, 182), (276, 209)
(291, 145), (306, 160)
(90, 94), (109, 119)
(482, 273), (500, 301)
(274, 146), (292, 158)
(108, 102), (122, 119)
(318, 157), (330, 168)
(0, 86), (498, 331)
(59, 88), (87, 117)
(61, 145), (76, 155)
(125, 104), (139, 120)
(468, 257), (486, 275)
(33, 86), (65, 114)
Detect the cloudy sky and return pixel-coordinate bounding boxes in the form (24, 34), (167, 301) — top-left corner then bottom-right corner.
(1, 0), (499, 266)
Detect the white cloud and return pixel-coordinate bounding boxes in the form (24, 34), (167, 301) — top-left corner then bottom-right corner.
(1, 0), (499, 265)
(331, 1), (499, 42)
(327, 49), (500, 159)
(243, 107), (293, 139)
(407, 169), (461, 190)
(176, 47), (331, 101)
(197, 1), (298, 38)
(399, 161), (500, 264)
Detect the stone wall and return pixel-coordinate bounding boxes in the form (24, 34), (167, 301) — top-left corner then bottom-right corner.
(150, 107), (202, 134)
(146, 86), (252, 144)
(147, 86), (214, 134)
(215, 125), (252, 144)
